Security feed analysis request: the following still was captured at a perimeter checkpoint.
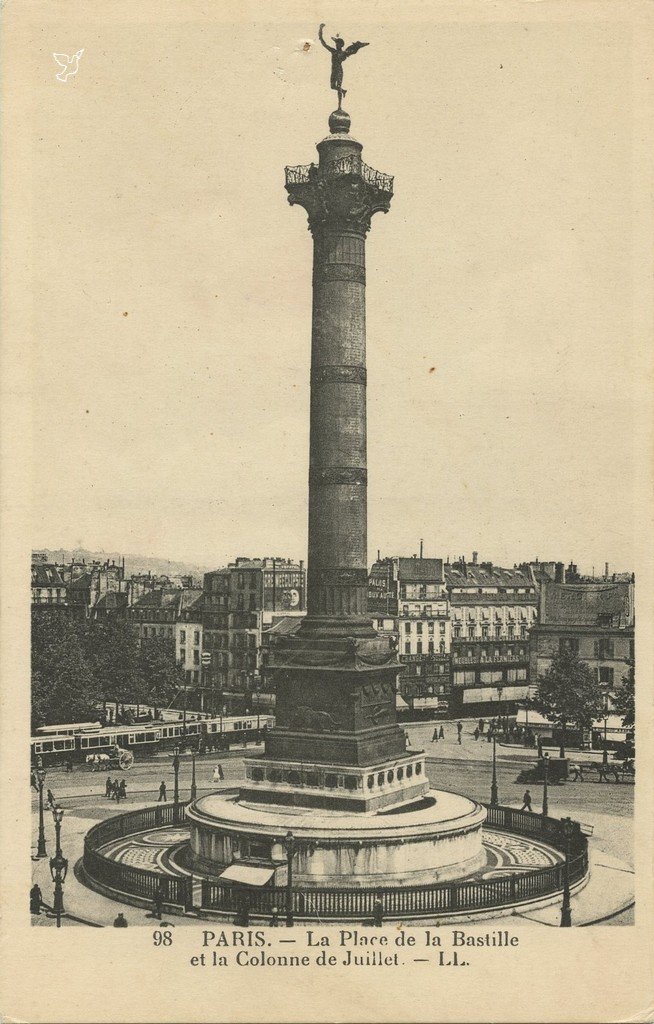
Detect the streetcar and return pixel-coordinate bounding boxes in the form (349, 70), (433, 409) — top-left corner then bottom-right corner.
(31, 713), (274, 767)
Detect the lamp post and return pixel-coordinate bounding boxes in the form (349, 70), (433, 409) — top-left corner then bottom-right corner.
(282, 830), (297, 928)
(35, 760), (47, 858)
(49, 806), (68, 928)
(490, 734), (499, 806)
(190, 749), (197, 801)
(172, 745), (180, 821)
(542, 752), (549, 817)
(601, 684), (610, 767)
(560, 816), (573, 927)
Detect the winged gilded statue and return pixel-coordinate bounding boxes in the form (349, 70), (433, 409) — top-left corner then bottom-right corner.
(318, 24), (369, 108)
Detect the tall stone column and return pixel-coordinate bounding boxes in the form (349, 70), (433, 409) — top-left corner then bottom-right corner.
(243, 110), (422, 802)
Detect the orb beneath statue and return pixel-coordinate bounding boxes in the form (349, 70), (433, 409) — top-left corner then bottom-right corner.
(328, 108), (351, 134)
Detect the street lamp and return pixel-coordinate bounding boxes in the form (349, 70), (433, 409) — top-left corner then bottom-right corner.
(282, 830), (297, 928)
(542, 752), (549, 817)
(35, 759), (47, 859)
(190, 749), (197, 801)
(601, 683), (610, 767)
(49, 806), (68, 928)
(172, 745), (180, 820)
(560, 816), (574, 927)
(490, 734), (499, 806)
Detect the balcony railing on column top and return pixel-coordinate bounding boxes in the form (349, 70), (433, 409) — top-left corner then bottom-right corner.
(285, 160), (394, 194)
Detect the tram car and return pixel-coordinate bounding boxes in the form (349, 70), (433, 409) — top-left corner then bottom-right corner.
(31, 713), (274, 767)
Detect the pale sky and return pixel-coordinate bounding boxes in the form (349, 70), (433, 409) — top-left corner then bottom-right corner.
(24, 6), (638, 575)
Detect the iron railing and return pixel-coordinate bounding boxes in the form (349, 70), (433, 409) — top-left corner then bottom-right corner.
(285, 160), (394, 194)
(82, 801), (587, 921)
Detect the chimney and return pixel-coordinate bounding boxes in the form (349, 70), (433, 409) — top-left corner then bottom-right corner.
(472, 551), (478, 564)
(605, 562), (609, 579)
(377, 549), (380, 562)
(555, 562), (564, 583)
(420, 539), (424, 559)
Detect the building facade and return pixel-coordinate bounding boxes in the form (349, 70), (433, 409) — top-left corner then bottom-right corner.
(446, 556), (538, 716)
(201, 558), (306, 712)
(370, 556), (450, 714)
(529, 580), (634, 692)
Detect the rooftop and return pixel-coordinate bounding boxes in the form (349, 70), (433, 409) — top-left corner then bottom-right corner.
(539, 582), (634, 628)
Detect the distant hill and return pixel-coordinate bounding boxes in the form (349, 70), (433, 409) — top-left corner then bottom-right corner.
(35, 548), (216, 582)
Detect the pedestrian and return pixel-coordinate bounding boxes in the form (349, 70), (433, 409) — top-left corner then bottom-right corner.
(479, 718), (485, 735)
(372, 898), (384, 927)
(152, 882), (164, 920)
(30, 770), (38, 792)
(113, 912), (128, 928)
(218, 764), (224, 781)
(473, 727), (480, 741)
(432, 728), (439, 743)
(520, 789), (533, 812)
(114, 780), (121, 805)
(438, 725), (444, 740)
(105, 776), (113, 798)
(537, 737), (543, 758)
(158, 781), (167, 802)
(487, 730), (493, 743)
(30, 883), (42, 915)
(65, 757), (74, 773)
(46, 788), (55, 809)
(270, 906), (280, 927)
(118, 779), (127, 800)
(456, 722), (462, 745)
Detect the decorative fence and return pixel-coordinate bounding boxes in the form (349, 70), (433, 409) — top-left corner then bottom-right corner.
(83, 802), (587, 921)
(84, 803), (193, 910)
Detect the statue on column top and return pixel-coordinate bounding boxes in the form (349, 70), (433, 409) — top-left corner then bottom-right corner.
(318, 24), (369, 109)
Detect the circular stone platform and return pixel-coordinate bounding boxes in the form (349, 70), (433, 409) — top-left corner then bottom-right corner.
(95, 819), (564, 883)
(185, 788), (487, 887)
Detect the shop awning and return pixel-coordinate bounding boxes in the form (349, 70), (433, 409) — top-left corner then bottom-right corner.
(395, 693), (410, 709)
(219, 864), (276, 887)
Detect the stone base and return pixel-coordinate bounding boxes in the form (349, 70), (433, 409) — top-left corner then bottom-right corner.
(241, 752), (429, 812)
(186, 789), (486, 888)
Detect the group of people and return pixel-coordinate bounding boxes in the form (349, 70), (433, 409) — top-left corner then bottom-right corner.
(104, 776), (127, 802)
(431, 721), (464, 745)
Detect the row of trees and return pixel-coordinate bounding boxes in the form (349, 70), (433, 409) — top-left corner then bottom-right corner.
(534, 647), (635, 756)
(31, 611), (186, 729)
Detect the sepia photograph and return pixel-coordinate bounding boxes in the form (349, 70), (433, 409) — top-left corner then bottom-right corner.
(2, 2), (652, 1022)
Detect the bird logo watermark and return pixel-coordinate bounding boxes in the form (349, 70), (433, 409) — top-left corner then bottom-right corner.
(53, 49), (84, 82)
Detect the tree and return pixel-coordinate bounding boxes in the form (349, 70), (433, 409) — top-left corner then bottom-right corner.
(31, 610), (101, 728)
(535, 647), (605, 757)
(84, 619), (144, 717)
(612, 663), (635, 730)
(139, 635), (186, 716)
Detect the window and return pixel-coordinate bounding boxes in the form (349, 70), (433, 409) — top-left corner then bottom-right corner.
(508, 624), (515, 638)
(193, 649), (199, 665)
(249, 593), (256, 610)
(481, 625), (489, 638)
(520, 625), (527, 638)
(468, 626), (475, 639)
(428, 641), (434, 654)
(404, 622), (411, 633)
(559, 637), (579, 655)
(597, 639), (615, 659)
(428, 621), (434, 634)
(194, 631), (200, 645)
(180, 629), (186, 643)
(598, 666), (614, 685)
(416, 622), (423, 635)
(439, 641), (445, 654)
(180, 648), (186, 662)
(453, 625), (461, 638)
(416, 641), (422, 654)
(404, 642), (411, 654)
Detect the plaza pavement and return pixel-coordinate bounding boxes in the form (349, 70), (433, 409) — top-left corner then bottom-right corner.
(30, 720), (634, 928)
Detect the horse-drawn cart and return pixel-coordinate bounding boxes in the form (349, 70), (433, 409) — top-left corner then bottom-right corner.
(568, 759), (635, 783)
(86, 744), (134, 771)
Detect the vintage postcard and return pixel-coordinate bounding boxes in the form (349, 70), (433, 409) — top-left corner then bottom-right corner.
(1, 1), (653, 1022)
